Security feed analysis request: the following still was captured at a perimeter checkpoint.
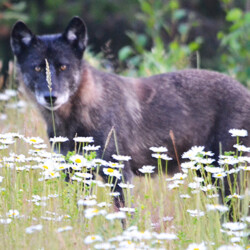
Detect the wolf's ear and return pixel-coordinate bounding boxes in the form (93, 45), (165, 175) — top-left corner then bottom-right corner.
(11, 21), (35, 56)
(63, 17), (88, 53)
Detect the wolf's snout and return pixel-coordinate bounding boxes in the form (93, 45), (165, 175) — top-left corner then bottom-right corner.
(36, 91), (69, 110)
(44, 94), (57, 105)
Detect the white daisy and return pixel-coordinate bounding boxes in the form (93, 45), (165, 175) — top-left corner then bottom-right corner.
(0, 138), (15, 145)
(103, 168), (122, 179)
(186, 242), (207, 250)
(222, 222), (247, 231)
(119, 207), (135, 213)
(229, 128), (248, 137)
(0, 218), (12, 224)
(50, 136), (69, 143)
(39, 171), (60, 181)
(5, 89), (17, 97)
(149, 146), (168, 153)
(73, 136), (94, 143)
(153, 232), (178, 240)
(181, 161), (196, 169)
(180, 194), (191, 199)
(94, 242), (115, 249)
(77, 199), (97, 206)
(212, 172), (227, 178)
(106, 211), (126, 220)
(218, 156), (239, 165)
(182, 146), (205, 160)
(83, 145), (101, 151)
(152, 153), (172, 160)
(70, 154), (87, 166)
(233, 144), (250, 152)
(109, 192), (121, 197)
(112, 154), (131, 161)
(204, 166), (224, 173)
(24, 137), (44, 145)
(74, 172), (93, 179)
(206, 204), (229, 212)
(118, 183), (135, 189)
(84, 208), (107, 219)
(57, 226), (73, 232)
(6, 209), (19, 218)
(239, 165), (250, 171)
(188, 182), (201, 189)
(97, 202), (111, 208)
(25, 224), (43, 234)
(168, 182), (180, 190)
(84, 235), (103, 244)
(218, 245), (243, 250)
(108, 161), (124, 169)
(186, 209), (205, 217)
(227, 193), (244, 199)
(138, 165), (155, 174)
(167, 173), (187, 181)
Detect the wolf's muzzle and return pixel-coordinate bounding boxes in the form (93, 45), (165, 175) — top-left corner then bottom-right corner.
(44, 94), (57, 106)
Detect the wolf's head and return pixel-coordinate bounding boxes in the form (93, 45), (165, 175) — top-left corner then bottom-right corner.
(11, 17), (87, 110)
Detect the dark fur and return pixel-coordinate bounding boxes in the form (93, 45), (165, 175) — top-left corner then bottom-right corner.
(11, 17), (250, 207)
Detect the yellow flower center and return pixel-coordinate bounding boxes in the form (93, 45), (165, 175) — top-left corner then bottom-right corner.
(93, 209), (99, 213)
(91, 236), (96, 240)
(75, 159), (81, 164)
(59, 166), (64, 169)
(30, 139), (37, 142)
(50, 172), (55, 176)
(111, 163), (117, 167)
(217, 174), (222, 177)
(107, 168), (114, 173)
(43, 165), (48, 170)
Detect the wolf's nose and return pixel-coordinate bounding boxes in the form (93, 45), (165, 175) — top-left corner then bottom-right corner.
(44, 95), (57, 105)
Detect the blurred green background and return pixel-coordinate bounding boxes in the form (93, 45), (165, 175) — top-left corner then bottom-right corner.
(0, 0), (249, 87)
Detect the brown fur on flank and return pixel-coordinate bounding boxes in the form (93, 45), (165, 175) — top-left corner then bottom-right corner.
(11, 17), (250, 209)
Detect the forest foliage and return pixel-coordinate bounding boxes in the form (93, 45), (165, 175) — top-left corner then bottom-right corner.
(0, 0), (249, 86)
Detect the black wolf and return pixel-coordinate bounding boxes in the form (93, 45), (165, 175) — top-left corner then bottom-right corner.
(11, 17), (250, 207)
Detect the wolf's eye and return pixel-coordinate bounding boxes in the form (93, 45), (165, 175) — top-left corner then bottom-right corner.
(60, 65), (67, 71)
(34, 66), (41, 72)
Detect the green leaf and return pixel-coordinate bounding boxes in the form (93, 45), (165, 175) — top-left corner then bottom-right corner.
(217, 31), (224, 40)
(169, 0), (179, 10)
(140, 1), (152, 15)
(170, 41), (179, 51)
(178, 23), (189, 36)
(173, 9), (186, 21)
(226, 8), (242, 22)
